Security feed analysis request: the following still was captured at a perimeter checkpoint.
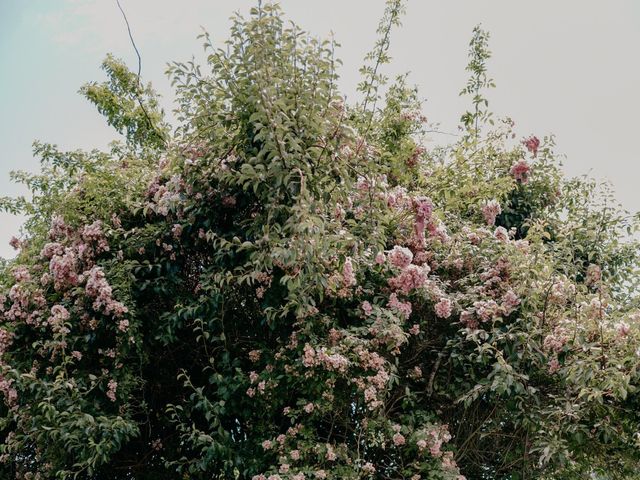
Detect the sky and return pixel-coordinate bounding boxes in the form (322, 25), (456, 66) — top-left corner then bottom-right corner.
(1, 0), (639, 259)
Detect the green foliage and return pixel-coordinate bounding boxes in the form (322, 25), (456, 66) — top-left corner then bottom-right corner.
(1, 2), (639, 480)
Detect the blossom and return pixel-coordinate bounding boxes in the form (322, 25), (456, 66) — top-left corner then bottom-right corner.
(262, 440), (273, 450)
(523, 135), (540, 157)
(617, 321), (631, 338)
(49, 248), (79, 290)
(494, 226), (509, 242)
(388, 264), (429, 294)
(375, 251), (386, 264)
(548, 357), (560, 374)
(481, 200), (501, 226)
(388, 246), (413, 269)
(324, 444), (338, 461)
(435, 298), (453, 319)
(342, 257), (357, 287)
(361, 301), (373, 316)
(12, 266), (31, 283)
(303, 402), (314, 413)
(413, 196), (433, 220)
(510, 159), (531, 183)
(9, 236), (21, 250)
(388, 293), (412, 319)
(362, 462), (376, 474)
(543, 328), (568, 353)
(392, 432), (406, 446)
(586, 264), (601, 288)
(85, 267), (128, 317)
(249, 350), (261, 362)
(106, 379), (118, 402)
(172, 224), (183, 239)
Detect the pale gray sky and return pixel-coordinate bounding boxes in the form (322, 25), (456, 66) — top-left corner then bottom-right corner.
(1, 0), (639, 258)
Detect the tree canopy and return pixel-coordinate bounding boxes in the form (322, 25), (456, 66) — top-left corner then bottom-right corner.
(1, 2), (639, 479)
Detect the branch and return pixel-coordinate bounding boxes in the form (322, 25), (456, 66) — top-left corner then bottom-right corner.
(115, 0), (167, 147)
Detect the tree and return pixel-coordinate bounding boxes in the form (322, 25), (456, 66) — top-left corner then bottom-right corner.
(1, 2), (639, 479)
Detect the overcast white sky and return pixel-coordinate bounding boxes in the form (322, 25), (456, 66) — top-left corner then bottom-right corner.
(1, 0), (639, 258)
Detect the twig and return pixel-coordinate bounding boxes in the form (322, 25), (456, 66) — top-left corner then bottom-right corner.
(115, 0), (167, 147)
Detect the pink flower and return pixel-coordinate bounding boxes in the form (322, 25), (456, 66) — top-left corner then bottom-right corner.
(435, 298), (453, 319)
(388, 264), (430, 294)
(481, 200), (501, 226)
(262, 440), (273, 450)
(388, 246), (413, 269)
(510, 159), (531, 184)
(362, 462), (376, 474)
(361, 301), (373, 316)
(388, 293), (412, 319)
(409, 324), (420, 335)
(392, 432), (406, 446)
(249, 350), (261, 362)
(617, 321), (631, 338)
(290, 449), (300, 460)
(586, 264), (601, 288)
(325, 447), (337, 461)
(548, 357), (560, 374)
(342, 257), (357, 287)
(222, 195), (237, 207)
(172, 224), (183, 239)
(107, 379), (118, 402)
(375, 251), (386, 264)
(501, 290), (520, 315)
(412, 196), (433, 220)
(12, 266), (31, 283)
(9, 236), (21, 250)
(303, 402), (315, 413)
(494, 226), (509, 242)
(523, 135), (540, 157)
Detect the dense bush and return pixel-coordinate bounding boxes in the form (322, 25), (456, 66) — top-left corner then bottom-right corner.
(1, 2), (639, 479)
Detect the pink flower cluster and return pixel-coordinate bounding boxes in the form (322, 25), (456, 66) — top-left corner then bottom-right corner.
(388, 264), (430, 295)
(85, 267), (128, 317)
(81, 220), (110, 254)
(48, 305), (71, 336)
(0, 376), (17, 407)
(412, 196), (433, 240)
(302, 344), (349, 373)
(388, 293), (412, 319)
(106, 379), (118, 402)
(585, 264), (601, 288)
(342, 257), (357, 288)
(543, 327), (568, 353)
(481, 200), (501, 226)
(510, 159), (531, 184)
(523, 135), (540, 157)
(388, 246), (413, 269)
(49, 248), (79, 291)
(434, 298), (453, 319)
